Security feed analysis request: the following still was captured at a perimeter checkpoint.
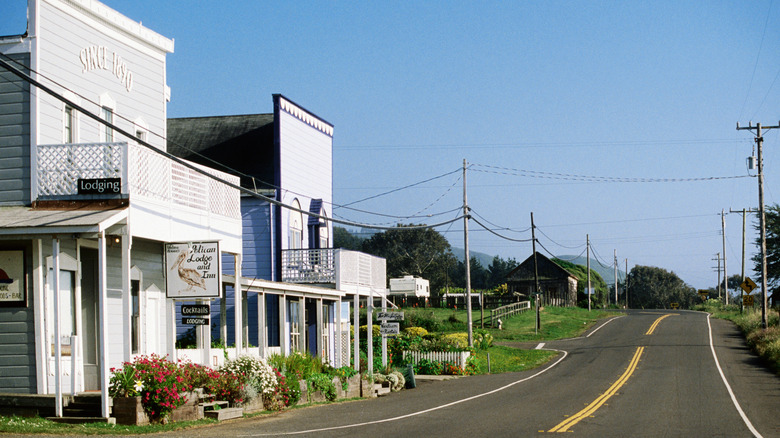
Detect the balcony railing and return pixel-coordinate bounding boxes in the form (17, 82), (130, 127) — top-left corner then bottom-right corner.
(282, 248), (336, 284)
(36, 142), (240, 219)
(282, 249), (387, 294)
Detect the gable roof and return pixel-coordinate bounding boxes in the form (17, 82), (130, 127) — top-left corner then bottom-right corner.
(167, 114), (275, 190)
(506, 252), (577, 282)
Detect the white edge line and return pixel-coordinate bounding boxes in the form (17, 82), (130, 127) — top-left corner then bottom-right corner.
(535, 342), (545, 350)
(586, 314), (625, 338)
(241, 348), (570, 436)
(707, 313), (763, 438)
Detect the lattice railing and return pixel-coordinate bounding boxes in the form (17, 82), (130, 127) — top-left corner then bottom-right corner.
(36, 142), (240, 219)
(281, 248), (336, 283)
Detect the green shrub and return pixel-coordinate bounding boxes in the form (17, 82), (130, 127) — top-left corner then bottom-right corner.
(308, 373), (337, 402)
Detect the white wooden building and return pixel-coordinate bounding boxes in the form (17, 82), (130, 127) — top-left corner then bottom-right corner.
(0, 0), (242, 418)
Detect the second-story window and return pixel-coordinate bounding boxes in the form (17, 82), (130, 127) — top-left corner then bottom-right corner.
(64, 106), (74, 143)
(101, 106), (113, 142)
(289, 199), (303, 249)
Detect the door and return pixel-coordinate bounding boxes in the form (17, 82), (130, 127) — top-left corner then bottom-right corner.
(80, 248), (100, 390)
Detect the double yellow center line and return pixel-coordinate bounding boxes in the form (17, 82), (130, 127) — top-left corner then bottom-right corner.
(548, 314), (676, 433)
(645, 313), (675, 335)
(548, 346), (645, 433)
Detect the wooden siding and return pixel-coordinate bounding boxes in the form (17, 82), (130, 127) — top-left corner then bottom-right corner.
(36, 1), (168, 149)
(0, 242), (36, 393)
(277, 108), (332, 251)
(0, 52), (30, 206)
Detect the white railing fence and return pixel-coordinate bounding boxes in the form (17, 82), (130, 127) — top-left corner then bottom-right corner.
(402, 350), (471, 370)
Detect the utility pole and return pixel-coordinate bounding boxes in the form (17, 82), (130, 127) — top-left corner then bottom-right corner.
(730, 208), (758, 314)
(737, 121), (779, 329)
(531, 213), (541, 333)
(713, 253), (721, 299)
(625, 258), (629, 309)
(587, 234), (591, 312)
(463, 159), (473, 347)
(722, 209), (728, 305)
(614, 250), (618, 306)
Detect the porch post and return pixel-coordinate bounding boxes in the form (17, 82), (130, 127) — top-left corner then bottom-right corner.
(335, 298), (342, 368)
(234, 253), (243, 353)
(257, 292), (266, 357)
(98, 231), (110, 418)
(353, 293), (359, 370)
(33, 239), (47, 394)
(122, 235), (131, 362)
(280, 294), (288, 355)
(316, 298), (323, 360)
(52, 238), (62, 416)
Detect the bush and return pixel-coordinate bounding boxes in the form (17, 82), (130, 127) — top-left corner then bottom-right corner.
(109, 354), (188, 423)
(221, 355), (277, 398)
(404, 326), (429, 337)
(308, 373), (337, 402)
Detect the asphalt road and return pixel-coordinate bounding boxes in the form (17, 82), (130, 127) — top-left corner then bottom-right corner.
(154, 310), (779, 438)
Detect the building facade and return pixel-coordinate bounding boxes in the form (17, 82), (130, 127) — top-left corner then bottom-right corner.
(0, 0), (242, 417)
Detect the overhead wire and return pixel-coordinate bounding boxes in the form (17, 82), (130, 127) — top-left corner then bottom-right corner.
(0, 54), (466, 232)
(0, 52), (468, 224)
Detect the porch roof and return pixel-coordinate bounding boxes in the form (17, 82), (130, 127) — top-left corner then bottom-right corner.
(0, 206), (127, 236)
(222, 274), (346, 299)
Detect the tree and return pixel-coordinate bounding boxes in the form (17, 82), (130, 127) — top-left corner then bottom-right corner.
(752, 203), (780, 299)
(333, 226), (364, 251)
(486, 256), (518, 290)
(626, 265), (696, 309)
(360, 225), (457, 292)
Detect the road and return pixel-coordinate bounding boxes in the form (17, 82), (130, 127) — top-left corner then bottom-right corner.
(160, 310), (780, 438)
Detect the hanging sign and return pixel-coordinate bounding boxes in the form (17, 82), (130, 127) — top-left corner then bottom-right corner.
(380, 322), (400, 335)
(0, 250), (25, 307)
(165, 242), (220, 298)
(183, 317), (209, 325)
(377, 311), (404, 321)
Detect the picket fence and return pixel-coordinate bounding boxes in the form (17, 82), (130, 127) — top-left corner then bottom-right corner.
(402, 350), (471, 369)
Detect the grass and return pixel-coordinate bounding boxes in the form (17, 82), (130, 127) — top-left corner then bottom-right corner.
(0, 415), (218, 435)
(695, 300), (780, 374)
(471, 346), (557, 374)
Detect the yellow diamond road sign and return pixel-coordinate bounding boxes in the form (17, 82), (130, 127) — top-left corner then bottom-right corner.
(740, 277), (757, 294)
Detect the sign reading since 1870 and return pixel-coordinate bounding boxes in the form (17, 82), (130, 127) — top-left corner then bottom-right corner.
(165, 242), (220, 299)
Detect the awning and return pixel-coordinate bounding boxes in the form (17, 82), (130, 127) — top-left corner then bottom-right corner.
(0, 206), (128, 237)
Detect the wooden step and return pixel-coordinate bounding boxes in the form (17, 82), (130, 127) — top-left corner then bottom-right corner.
(201, 401), (229, 411)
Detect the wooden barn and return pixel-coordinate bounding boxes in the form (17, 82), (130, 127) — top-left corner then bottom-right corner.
(506, 252), (578, 307)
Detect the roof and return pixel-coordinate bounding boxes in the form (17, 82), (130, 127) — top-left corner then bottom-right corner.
(167, 114), (275, 190)
(0, 206), (127, 236)
(506, 252), (578, 282)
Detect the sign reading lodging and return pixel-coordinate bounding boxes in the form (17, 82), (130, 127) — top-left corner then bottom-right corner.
(165, 242), (221, 299)
(377, 311), (404, 321)
(78, 178), (121, 195)
(740, 277), (757, 294)
(183, 317), (209, 325)
(379, 322), (400, 335)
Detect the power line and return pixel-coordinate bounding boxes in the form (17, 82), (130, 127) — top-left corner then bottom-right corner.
(471, 163), (752, 183)
(0, 54), (466, 232)
(0, 52), (465, 223)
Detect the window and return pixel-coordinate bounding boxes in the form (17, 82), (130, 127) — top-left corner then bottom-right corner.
(131, 279), (140, 354)
(48, 270), (76, 356)
(319, 214), (329, 249)
(64, 106), (74, 143)
(101, 107), (114, 142)
(289, 199), (303, 250)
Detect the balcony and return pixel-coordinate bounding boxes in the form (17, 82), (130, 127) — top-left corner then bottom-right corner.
(281, 248), (386, 296)
(35, 142), (242, 251)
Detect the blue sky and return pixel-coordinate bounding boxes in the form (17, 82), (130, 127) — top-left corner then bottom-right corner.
(2, 1), (779, 290)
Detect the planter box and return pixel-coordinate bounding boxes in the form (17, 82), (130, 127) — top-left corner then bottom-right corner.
(170, 391), (201, 423)
(360, 378), (376, 398)
(339, 374), (361, 399)
(111, 397), (149, 426)
(240, 396), (265, 414)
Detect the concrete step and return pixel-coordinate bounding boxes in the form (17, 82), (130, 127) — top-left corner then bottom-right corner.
(46, 416), (116, 425)
(204, 407), (243, 421)
(201, 401), (230, 411)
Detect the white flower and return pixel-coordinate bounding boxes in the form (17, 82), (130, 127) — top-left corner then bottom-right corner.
(133, 380), (144, 393)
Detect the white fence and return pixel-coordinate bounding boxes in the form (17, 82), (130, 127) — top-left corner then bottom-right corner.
(402, 350), (471, 369)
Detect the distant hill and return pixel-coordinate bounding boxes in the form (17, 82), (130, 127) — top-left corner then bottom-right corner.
(451, 248), (499, 269)
(557, 255), (625, 286)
